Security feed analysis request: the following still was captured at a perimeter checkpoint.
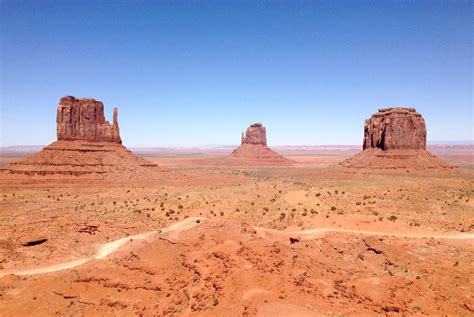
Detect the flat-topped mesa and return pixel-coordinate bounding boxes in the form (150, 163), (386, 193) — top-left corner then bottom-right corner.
(229, 122), (292, 166)
(241, 123), (267, 146)
(57, 96), (122, 144)
(363, 107), (426, 151)
(340, 106), (452, 170)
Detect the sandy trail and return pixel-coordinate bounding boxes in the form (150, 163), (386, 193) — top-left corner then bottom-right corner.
(0, 217), (206, 278)
(255, 226), (474, 240)
(2, 219), (472, 279)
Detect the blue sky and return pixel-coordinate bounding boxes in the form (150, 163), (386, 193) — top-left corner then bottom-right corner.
(1, 0), (472, 146)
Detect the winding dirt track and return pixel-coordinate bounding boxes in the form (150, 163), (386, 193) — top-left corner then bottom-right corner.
(0, 217), (206, 278)
(1, 219), (472, 279)
(255, 226), (474, 240)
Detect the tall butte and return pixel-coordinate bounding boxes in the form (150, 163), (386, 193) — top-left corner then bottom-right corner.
(56, 96), (122, 143)
(341, 107), (452, 170)
(3, 96), (159, 179)
(229, 123), (292, 166)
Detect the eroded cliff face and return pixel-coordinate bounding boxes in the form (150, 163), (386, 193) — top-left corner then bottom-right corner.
(1, 95), (166, 178)
(341, 107), (451, 170)
(56, 96), (121, 144)
(241, 123), (267, 146)
(229, 123), (292, 166)
(363, 108), (426, 151)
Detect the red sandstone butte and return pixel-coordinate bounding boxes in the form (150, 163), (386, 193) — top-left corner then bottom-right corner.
(1, 96), (162, 179)
(229, 123), (292, 166)
(57, 96), (121, 144)
(241, 123), (267, 146)
(363, 108), (426, 151)
(341, 107), (452, 170)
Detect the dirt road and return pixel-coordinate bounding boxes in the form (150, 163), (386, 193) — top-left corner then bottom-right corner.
(0, 217), (206, 278)
(255, 226), (474, 240)
(2, 219), (472, 279)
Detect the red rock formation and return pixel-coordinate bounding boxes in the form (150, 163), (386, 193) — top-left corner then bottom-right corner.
(241, 123), (267, 146)
(57, 96), (121, 144)
(1, 96), (163, 179)
(341, 107), (452, 170)
(228, 123), (292, 166)
(363, 108), (426, 150)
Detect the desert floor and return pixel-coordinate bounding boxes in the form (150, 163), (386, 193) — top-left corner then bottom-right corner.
(0, 147), (473, 316)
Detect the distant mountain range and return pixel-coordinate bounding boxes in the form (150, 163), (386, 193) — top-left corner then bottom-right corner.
(1, 141), (472, 154)
(0, 145), (46, 152)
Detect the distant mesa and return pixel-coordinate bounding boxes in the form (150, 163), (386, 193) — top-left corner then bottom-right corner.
(57, 96), (122, 144)
(241, 123), (267, 146)
(229, 123), (292, 166)
(363, 107), (426, 151)
(341, 107), (453, 170)
(2, 96), (160, 179)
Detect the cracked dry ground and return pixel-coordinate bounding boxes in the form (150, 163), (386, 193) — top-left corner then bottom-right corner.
(0, 220), (473, 316)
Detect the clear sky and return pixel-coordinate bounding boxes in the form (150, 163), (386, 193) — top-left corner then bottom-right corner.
(1, 0), (472, 147)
